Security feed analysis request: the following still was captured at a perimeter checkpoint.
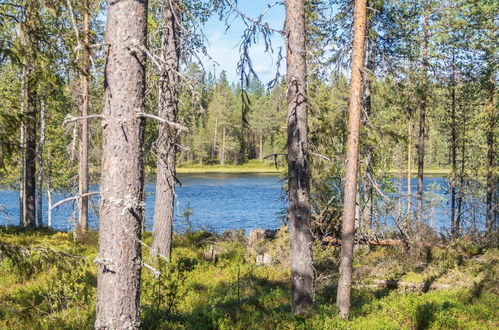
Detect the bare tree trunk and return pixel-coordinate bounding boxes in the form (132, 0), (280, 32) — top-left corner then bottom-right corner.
(457, 113), (466, 230)
(220, 126), (226, 165)
(285, 0), (314, 315)
(259, 134), (263, 161)
(95, 0), (147, 328)
(47, 180), (53, 228)
(19, 67), (25, 227)
(407, 109), (413, 216)
(362, 27), (375, 229)
(213, 116), (218, 160)
(22, 65), (37, 228)
(416, 2), (429, 230)
(336, 0), (367, 319)
(485, 25), (495, 233)
(36, 98), (46, 227)
(78, 0), (90, 233)
(151, 0), (180, 261)
(450, 51), (458, 238)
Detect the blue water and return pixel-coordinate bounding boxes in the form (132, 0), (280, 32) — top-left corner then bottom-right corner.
(0, 173), (287, 233)
(0, 174), (486, 233)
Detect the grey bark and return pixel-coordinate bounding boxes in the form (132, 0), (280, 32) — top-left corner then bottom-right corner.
(19, 67), (25, 227)
(151, 0), (181, 261)
(78, 0), (90, 233)
(22, 65), (37, 228)
(362, 30), (375, 229)
(95, 0), (148, 328)
(450, 51), (458, 238)
(416, 3), (429, 229)
(285, 0), (314, 315)
(36, 98), (46, 227)
(336, 0), (367, 319)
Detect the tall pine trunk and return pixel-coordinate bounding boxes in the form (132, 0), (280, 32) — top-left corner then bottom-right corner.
(336, 0), (367, 319)
(95, 0), (147, 328)
(19, 67), (25, 226)
(416, 2), (429, 230)
(285, 0), (314, 315)
(22, 65), (37, 228)
(152, 0), (180, 260)
(78, 0), (90, 233)
(450, 51), (458, 238)
(36, 99), (46, 227)
(485, 24), (495, 233)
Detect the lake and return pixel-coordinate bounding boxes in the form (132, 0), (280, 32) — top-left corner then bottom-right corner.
(0, 173), (486, 233)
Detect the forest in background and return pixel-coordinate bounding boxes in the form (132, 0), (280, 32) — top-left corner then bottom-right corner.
(0, 0), (497, 328)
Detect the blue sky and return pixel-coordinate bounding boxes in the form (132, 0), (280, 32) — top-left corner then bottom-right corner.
(201, 1), (286, 84)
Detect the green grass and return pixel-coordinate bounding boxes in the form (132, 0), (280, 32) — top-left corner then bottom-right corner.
(176, 161), (282, 174)
(0, 228), (497, 329)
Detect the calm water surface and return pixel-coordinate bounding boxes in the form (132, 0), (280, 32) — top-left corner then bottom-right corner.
(0, 174), (485, 233)
(0, 173), (287, 233)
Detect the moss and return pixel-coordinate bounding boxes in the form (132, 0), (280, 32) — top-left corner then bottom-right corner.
(0, 227), (498, 329)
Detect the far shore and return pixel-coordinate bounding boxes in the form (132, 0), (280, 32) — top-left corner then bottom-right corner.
(175, 164), (452, 175)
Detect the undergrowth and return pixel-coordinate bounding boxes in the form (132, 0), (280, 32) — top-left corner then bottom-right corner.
(0, 227), (497, 329)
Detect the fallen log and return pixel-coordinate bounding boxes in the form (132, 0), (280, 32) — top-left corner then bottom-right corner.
(322, 236), (444, 249)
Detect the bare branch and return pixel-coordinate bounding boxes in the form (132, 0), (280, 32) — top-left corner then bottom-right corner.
(137, 112), (188, 132)
(48, 192), (100, 213)
(63, 114), (103, 125)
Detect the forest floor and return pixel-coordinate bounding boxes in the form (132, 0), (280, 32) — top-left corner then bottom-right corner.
(0, 227), (497, 329)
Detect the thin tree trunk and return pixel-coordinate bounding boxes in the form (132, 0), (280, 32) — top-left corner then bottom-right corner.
(457, 114), (466, 230)
(416, 2), (429, 229)
(213, 116), (218, 160)
(362, 27), (375, 229)
(337, 0), (367, 319)
(47, 179), (53, 228)
(485, 24), (495, 233)
(407, 108), (413, 217)
(259, 134), (263, 161)
(220, 126), (226, 165)
(36, 98), (46, 227)
(78, 0), (90, 233)
(151, 0), (180, 261)
(285, 0), (314, 315)
(20, 1), (38, 229)
(450, 51), (458, 238)
(19, 67), (25, 227)
(95, 0), (147, 328)
(22, 64), (37, 228)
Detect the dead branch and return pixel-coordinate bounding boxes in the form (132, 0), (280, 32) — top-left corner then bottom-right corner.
(48, 192), (100, 213)
(63, 114), (103, 125)
(137, 112), (188, 132)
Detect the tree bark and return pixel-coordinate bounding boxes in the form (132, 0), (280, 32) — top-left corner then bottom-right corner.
(450, 51), (458, 238)
(336, 0), (367, 319)
(19, 67), (25, 227)
(21, 0), (38, 228)
(259, 134), (264, 161)
(407, 108), (413, 217)
(151, 0), (180, 261)
(95, 0), (147, 328)
(78, 0), (90, 233)
(285, 0), (314, 316)
(220, 126), (226, 165)
(485, 24), (495, 234)
(362, 27), (376, 229)
(22, 64), (37, 228)
(36, 98), (46, 227)
(416, 2), (429, 230)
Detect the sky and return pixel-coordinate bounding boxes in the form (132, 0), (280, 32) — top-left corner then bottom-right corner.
(200, 1), (286, 84)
